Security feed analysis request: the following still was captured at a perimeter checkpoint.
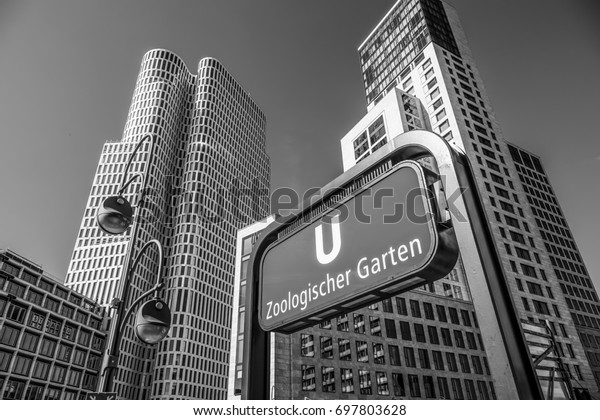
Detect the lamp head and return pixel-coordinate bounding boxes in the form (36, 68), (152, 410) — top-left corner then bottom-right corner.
(97, 195), (133, 235)
(134, 298), (171, 344)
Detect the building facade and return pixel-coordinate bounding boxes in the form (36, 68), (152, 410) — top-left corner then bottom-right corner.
(65, 50), (270, 399)
(0, 249), (107, 400)
(351, 0), (598, 396)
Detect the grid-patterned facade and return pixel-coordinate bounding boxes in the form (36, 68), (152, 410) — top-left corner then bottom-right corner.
(349, 0), (599, 396)
(508, 143), (600, 390)
(65, 49), (270, 399)
(0, 249), (106, 400)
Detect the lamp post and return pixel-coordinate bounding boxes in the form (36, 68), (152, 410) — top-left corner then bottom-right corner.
(96, 134), (171, 395)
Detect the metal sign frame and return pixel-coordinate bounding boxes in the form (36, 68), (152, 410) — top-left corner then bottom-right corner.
(258, 160), (458, 333)
(242, 130), (542, 400)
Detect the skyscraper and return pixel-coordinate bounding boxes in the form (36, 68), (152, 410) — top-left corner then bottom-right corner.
(351, 0), (598, 396)
(65, 49), (270, 399)
(229, 0), (599, 400)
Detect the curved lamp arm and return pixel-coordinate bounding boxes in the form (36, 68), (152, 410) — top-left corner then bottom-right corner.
(117, 134), (155, 196)
(114, 238), (164, 346)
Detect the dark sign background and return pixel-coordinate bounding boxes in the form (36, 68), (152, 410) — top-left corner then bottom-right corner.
(259, 163), (438, 331)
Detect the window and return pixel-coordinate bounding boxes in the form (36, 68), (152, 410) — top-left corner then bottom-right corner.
(451, 378), (464, 399)
(301, 365), (316, 391)
(423, 376), (436, 398)
(91, 335), (105, 351)
(5, 303), (27, 323)
(385, 319), (397, 338)
(376, 372), (390, 396)
(441, 328), (453, 346)
(339, 339), (351, 361)
(396, 297), (407, 315)
(418, 348), (431, 369)
(409, 300), (421, 317)
(460, 310), (472, 326)
(24, 383), (44, 400)
(521, 264), (537, 278)
(12, 355), (33, 376)
(399, 321), (412, 341)
(82, 373), (98, 391)
(44, 297), (60, 313)
(26, 290), (43, 306)
(78, 329), (91, 347)
(428, 326), (440, 345)
(3, 379), (26, 400)
(454, 330), (465, 348)
(369, 316), (381, 336)
(20, 332), (39, 353)
(389, 345), (401, 366)
(423, 302), (435, 320)
(321, 366), (335, 393)
(341, 368), (354, 393)
(433, 350), (445, 370)
(354, 314), (365, 334)
(465, 379), (477, 400)
(301, 334), (314, 357)
(39, 338), (57, 358)
(532, 300), (550, 315)
(359, 370), (372, 395)
(73, 348), (86, 366)
(446, 353), (458, 372)
(0, 325), (20, 346)
(0, 350), (13, 371)
(373, 343), (385, 364)
(472, 355), (484, 374)
(356, 341), (368, 362)
(404, 347), (416, 367)
(5, 281), (25, 298)
(320, 336), (333, 359)
(408, 374), (421, 398)
(337, 314), (349, 332)
(382, 298), (393, 313)
(57, 344), (73, 362)
(466, 332), (477, 350)
(392, 373), (405, 397)
(459, 354), (471, 373)
(477, 381), (490, 399)
(414, 323), (426, 343)
(436, 305), (447, 322)
(449, 307), (460, 324)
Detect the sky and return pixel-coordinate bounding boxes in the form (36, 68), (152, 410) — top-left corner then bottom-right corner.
(0, 0), (599, 292)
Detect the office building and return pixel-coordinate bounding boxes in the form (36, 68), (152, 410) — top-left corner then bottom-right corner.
(65, 49), (270, 399)
(0, 249), (107, 400)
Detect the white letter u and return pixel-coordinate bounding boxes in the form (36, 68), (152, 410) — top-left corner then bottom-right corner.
(315, 214), (341, 265)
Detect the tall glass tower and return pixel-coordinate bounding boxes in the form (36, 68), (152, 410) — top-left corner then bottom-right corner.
(65, 49), (270, 399)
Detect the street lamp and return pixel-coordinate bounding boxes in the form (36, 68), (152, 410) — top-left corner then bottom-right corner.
(97, 134), (153, 235)
(95, 134), (172, 395)
(102, 239), (171, 392)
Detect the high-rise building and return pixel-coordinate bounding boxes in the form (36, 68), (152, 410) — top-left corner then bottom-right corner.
(65, 49), (270, 399)
(0, 249), (107, 400)
(351, 0), (598, 396)
(229, 0), (599, 400)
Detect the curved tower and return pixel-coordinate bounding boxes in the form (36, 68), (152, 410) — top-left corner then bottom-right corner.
(66, 50), (269, 399)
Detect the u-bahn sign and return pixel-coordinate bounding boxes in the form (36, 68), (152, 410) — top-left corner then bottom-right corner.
(258, 160), (458, 333)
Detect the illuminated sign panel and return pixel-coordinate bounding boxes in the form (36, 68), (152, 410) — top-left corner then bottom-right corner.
(259, 161), (457, 332)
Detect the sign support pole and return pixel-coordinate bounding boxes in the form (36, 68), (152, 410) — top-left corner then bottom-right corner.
(242, 130), (542, 400)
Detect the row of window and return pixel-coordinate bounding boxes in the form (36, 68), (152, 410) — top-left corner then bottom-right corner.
(300, 365), (494, 399)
